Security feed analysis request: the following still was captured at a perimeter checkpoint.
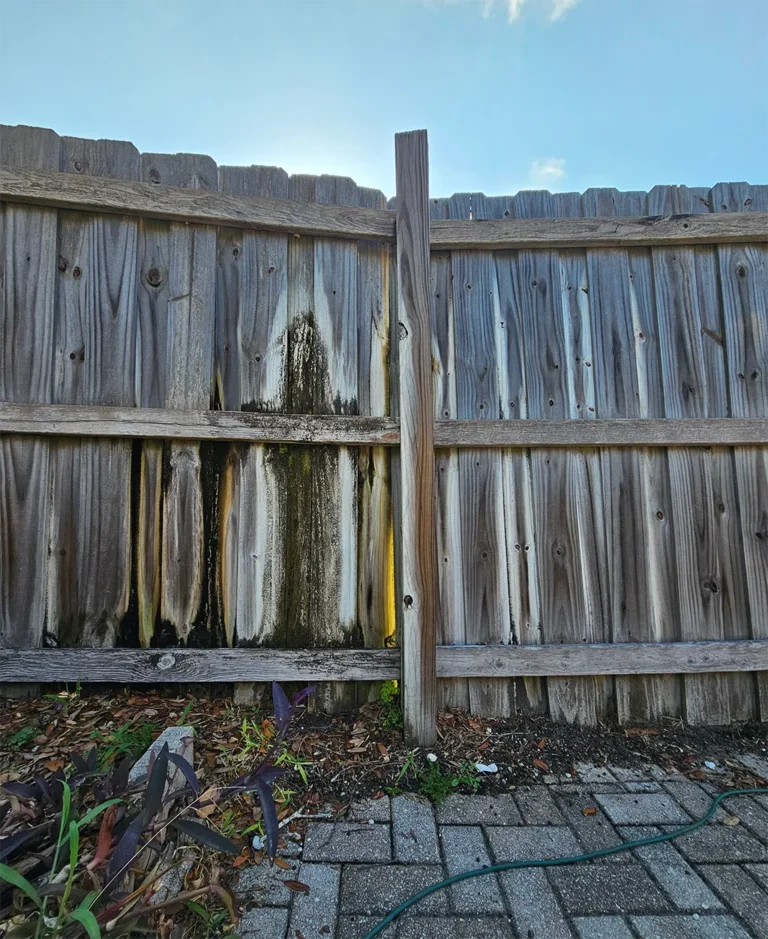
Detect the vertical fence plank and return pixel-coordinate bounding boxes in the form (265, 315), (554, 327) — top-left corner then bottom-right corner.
(584, 188), (679, 724)
(493, 202), (545, 715)
(649, 184), (753, 723)
(0, 126), (59, 696)
(137, 153), (217, 645)
(515, 190), (609, 725)
(216, 164), (289, 704)
(713, 182), (768, 720)
(431, 196), (469, 712)
(47, 137), (139, 648)
(453, 193), (512, 717)
(356, 186), (394, 705)
(395, 130), (437, 745)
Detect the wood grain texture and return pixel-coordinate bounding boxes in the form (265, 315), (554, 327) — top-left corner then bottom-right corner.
(137, 152), (217, 645)
(492, 207), (544, 715)
(46, 136), (139, 648)
(3, 404), (765, 447)
(0, 165), (395, 241)
(356, 186), (394, 704)
(0, 647), (399, 682)
(4, 639), (768, 684)
(713, 182), (768, 719)
(650, 184), (754, 724)
(435, 640), (768, 678)
(584, 188), (680, 724)
(429, 212), (768, 250)
(516, 189), (609, 725)
(216, 163), (289, 708)
(453, 194), (512, 717)
(431, 197), (468, 711)
(395, 131), (438, 745)
(0, 126), (59, 670)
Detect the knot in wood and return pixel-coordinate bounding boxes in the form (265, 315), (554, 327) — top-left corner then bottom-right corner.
(403, 594), (413, 608)
(398, 322), (408, 341)
(156, 653), (176, 671)
(147, 267), (163, 287)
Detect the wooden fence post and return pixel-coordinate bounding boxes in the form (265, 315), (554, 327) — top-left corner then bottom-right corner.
(395, 130), (438, 746)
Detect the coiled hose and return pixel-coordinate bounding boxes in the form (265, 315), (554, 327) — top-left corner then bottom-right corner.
(362, 786), (768, 938)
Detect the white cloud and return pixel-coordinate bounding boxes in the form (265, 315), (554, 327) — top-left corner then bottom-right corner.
(529, 157), (567, 190)
(432, 0), (580, 23)
(549, 0), (579, 19)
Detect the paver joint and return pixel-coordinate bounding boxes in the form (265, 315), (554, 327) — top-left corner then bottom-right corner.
(235, 758), (768, 939)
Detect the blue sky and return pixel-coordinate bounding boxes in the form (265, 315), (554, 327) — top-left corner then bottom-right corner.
(1, 0), (766, 198)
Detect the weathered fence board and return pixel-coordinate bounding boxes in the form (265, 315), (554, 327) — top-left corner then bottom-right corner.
(431, 196), (469, 712)
(0, 126), (59, 676)
(216, 163), (289, 707)
(714, 182), (768, 720)
(136, 153), (217, 646)
(47, 136), (139, 649)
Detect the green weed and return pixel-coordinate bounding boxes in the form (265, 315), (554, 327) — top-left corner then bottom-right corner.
(379, 680), (403, 730)
(4, 725), (37, 750)
(90, 720), (159, 765)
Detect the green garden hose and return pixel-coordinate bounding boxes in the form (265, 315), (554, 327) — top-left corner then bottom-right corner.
(362, 786), (768, 938)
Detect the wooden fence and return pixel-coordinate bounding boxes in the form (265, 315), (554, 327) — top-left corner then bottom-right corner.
(1, 123), (767, 745)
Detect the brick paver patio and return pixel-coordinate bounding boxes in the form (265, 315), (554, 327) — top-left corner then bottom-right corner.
(234, 754), (768, 938)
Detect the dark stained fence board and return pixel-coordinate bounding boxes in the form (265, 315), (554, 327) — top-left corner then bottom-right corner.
(0, 165), (395, 241)
(216, 163), (290, 706)
(0, 126), (60, 680)
(47, 136), (140, 650)
(395, 131), (438, 745)
(356, 185), (394, 706)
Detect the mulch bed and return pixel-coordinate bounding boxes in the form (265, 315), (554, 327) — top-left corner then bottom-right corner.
(2, 687), (766, 805)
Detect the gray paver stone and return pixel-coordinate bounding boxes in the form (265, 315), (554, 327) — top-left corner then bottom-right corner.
(555, 792), (628, 862)
(436, 793), (521, 826)
(745, 862), (768, 890)
(617, 826), (723, 911)
(398, 918), (515, 939)
(487, 825), (580, 863)
(129, 725), (193, 785)
(302, 821), (391, 863)
(514, 786), (565, 825)
(736, 753), (768, 780)
(392, 795), (440, 863)
(722, 794), (768, 841)
(575, 763), (617, 784)
(610, 765), (652, 783)
(439, 825), (505, 914)
(548, 863), (672, 914)
(665, 824), (768, 863)
(348, 795), (391, 823)
(340, 864), (448, 916)
(499, 867), (572, 939)
(662, 781), (727, 822)
(630, 914), (752, 939)
(595, 793), (691, 825)
(336, 916), (396, 939)
(237, 906), (289, 938)
(573, 916), (635, 939)
(287, 863), (340, 938)
(698, 864), (768, 938)
(626, 781), (662, 793)
(234, 856), (301, 906)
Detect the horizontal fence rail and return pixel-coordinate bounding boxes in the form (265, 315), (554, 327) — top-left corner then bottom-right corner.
(429, 212), (768, 250)
(2, 640), (768, 682)
(2, 404), (768, 448)
(0, 165), (396, 241)
(3, 166), (767, 249)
